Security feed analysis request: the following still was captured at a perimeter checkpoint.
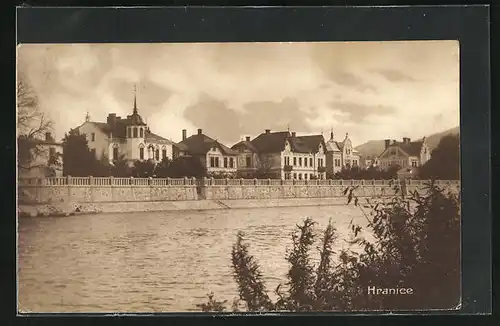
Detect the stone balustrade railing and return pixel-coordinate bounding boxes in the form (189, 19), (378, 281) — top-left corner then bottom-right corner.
(18, 176), (460, 187)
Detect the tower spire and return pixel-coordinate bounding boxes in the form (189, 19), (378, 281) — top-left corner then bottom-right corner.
(133, 84), (138, 115)
(330, 126), (334, 140)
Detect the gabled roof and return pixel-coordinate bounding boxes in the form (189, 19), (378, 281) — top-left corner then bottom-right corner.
(231, 140), (258, 152)
(248, 131), (327, 154)
(295, 135), (326, 152)
(178, 133), (239, 156)
(325, 139), (341, 152)
(250, 131), (290, 153)
(385, 141), (424, 157)
(145, 131), (174, 144)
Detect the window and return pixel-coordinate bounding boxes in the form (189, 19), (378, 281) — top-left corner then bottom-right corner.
(304, 158), (308, 167)
(224, 157), (228, 168)
(155, 149), (159, 160)
(162, 149), (167, 159)
(113, 147), (119, 160)
(299, 157), (303, 166)
(411, 161), (418, 167)
(49, 147), (56, 159)
(318, 158), (323, 167)
(246, 156), (251, 167)
(215, 157), (220, 167)
(127, 128), (131, 138)
(229, 157), (234, 168)
(293, 173), (297, 179)
(299, 173), (302, 180)
(335, 159), (340, 167)
(140, 128), (144, 138)
(293, 157), (297, 166)
(133, 127), (138, 138)
(90, 148), (96, 158)
(353, 160), (358, 166)
(91, 133), (95, 142)
(310, 174), (314, 179)
(140, 147), (144, 160)
(210, 157), (215, 167)
(310, 158), (313, 167)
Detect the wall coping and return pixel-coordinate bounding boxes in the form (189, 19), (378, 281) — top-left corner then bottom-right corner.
(18, 176), (461, 187)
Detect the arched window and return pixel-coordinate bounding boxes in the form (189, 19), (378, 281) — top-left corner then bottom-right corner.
(140, 128), (144, 138)
(155, 148), (160, 161)
(133, 127), (138, 138)
(139, 143), (145, 160)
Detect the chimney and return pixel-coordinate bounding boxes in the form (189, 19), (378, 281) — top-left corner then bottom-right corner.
(291, 132), (296, 138)
(384, 139), (390, 149)
(45, 132), (52, 141)
(107, 113), (117, 128)
(265, 129), (271, 134)
(197, 128), (202, 135)
(245, 136), (251, 142)
(182, 129), (187, 140)
(403, 137), (411, 144)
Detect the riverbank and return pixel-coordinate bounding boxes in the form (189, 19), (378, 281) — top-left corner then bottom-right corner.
(18, 196), (373, 217)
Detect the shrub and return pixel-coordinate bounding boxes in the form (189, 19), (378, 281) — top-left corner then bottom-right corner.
(197, 181), (460, 312)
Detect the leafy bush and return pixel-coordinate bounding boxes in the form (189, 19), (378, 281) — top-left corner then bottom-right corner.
(198, 181), (460, 312)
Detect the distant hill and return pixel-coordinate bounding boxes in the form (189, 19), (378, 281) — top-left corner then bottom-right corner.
(355, 126), (460, 158)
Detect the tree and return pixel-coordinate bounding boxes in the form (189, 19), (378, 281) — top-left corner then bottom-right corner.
(17, 74), (55, 174)
(420, 134), (460, 180)
(167, 156), (207, 178)
(62, 129), (101, 176)
(198, 181), (460, 311)
(132, 159), (157, 178)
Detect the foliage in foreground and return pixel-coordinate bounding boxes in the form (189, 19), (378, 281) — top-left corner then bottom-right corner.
(197, 181), (460, 312)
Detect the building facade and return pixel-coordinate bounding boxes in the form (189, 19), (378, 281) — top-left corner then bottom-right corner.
(232, 129), (327, 180)
(177, 128), (239, 175)
(377, 137), (431, 171)
(73, 95), (177, 165)
(18, 132), (64, 177)
(325, 131), (361, 175)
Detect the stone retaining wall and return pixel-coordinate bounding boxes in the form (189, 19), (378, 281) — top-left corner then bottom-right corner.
(18, 177), (460, 205)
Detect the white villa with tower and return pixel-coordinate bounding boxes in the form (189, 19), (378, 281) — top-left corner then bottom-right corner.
(73, 91), (179, 165)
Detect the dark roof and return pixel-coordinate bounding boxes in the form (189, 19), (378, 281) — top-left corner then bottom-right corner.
(389, 141), (423, 157)
(297, 135), (326, 152)
(250, 131), (290, 153)
(231, 140), (258, 152)
(249, 131), (326, 154)
(177, 133), (239, 156)
(145, 131), (173, 143)
(86, 114), (150, 139)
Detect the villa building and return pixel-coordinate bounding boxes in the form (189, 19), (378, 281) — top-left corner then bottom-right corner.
(232, 129), (327, 180)
(324, 130), (361, 175)
(18, 132), (64, 177)
(377, 137), (431, 172)
(177, 128), (239, 175)
(73, 95), (178, 164)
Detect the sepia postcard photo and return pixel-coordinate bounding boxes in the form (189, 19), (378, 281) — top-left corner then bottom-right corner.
(17, 41), (461, 313)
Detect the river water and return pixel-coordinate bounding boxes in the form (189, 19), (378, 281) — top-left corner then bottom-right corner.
(18, 205), (368, 313)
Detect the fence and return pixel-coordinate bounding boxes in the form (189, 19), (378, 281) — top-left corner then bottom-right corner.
(18, 176), (460, 187)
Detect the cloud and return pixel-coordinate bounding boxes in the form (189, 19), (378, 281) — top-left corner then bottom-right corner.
(372, 68), (416, 82)
(326, 71), (377, 92)
(17, 41), (460, 146)
(329, 101), (397, 123)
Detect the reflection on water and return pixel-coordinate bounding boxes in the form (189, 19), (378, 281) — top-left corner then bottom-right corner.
(18, 205), (366, 312)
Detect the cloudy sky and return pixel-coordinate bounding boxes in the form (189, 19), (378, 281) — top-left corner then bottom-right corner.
(17, 41), (459, 146)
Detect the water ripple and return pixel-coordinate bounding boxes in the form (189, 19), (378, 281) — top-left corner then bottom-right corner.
(18, 205), (366, 312)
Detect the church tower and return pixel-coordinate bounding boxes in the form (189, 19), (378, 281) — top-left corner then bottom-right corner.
(125, 85), (147, 161)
